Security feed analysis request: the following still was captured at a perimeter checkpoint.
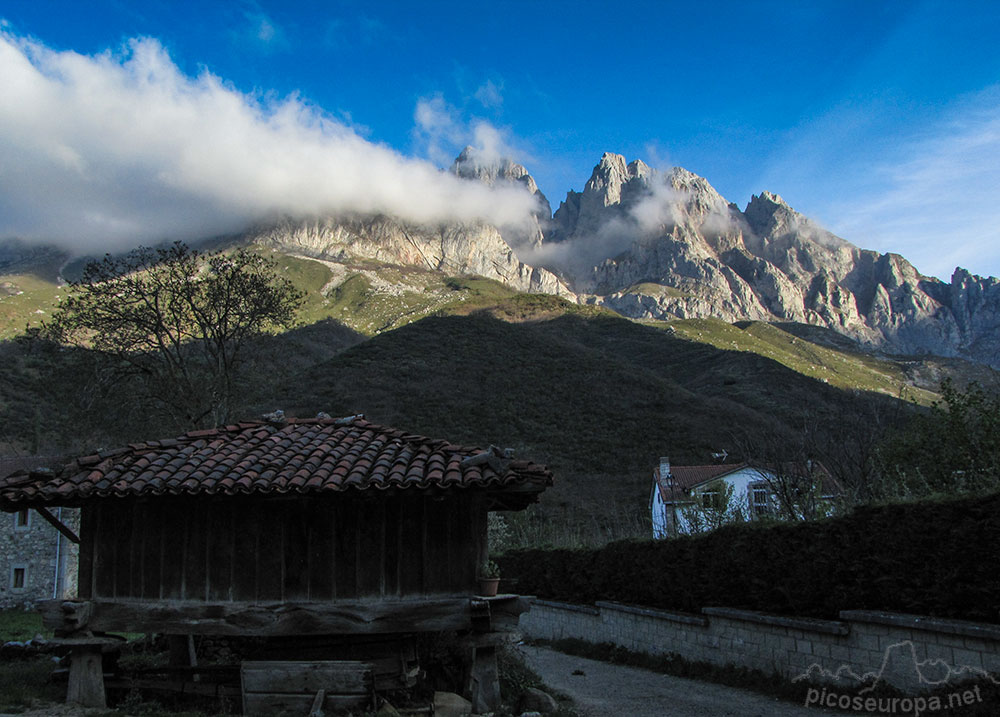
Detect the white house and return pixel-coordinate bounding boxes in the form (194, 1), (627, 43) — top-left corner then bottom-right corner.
(649, 456), (841, 538)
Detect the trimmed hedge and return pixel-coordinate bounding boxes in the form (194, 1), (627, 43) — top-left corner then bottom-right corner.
(498, 492), (1000, 623)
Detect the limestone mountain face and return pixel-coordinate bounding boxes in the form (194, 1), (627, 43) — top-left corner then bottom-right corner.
(544, 153), (1000, 365)
(249, 213), (571, 297)
(6, 145), (999, 366)
(249, 149), (571, 297)
(450, 146), (550, 249)
(450, 146), (552, 220)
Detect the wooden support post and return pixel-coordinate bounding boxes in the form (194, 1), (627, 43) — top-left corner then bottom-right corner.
(469, 645), (500, 713)
(66, 645), (105, 708)
(309, 689), (326, 717)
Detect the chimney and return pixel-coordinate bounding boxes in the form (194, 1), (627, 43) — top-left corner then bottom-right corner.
(659, 456), (671, 483)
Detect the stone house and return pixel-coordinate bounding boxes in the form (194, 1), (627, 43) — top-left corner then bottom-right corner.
(0, 456), (79, 608)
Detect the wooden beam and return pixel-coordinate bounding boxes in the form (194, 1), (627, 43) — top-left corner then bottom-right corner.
(241, 661), (371, 694)
(241, 661), (373, 717)
(40, 596), (475, 637)
(34, 506), (80, 544)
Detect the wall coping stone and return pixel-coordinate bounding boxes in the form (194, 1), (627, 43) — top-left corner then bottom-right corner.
(840, 610), (1000, 641)
(596, 601), (708, 626)
(530, 599), (599, 616)
(702, 607), (849, 635)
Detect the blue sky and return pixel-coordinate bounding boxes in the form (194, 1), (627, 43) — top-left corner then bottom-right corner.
(2, 1), (1000, 279)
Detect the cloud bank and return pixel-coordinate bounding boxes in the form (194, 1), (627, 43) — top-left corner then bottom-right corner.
(0, 30), (539, 253)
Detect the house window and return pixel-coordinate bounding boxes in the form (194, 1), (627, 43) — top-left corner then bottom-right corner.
(14, 509), (30, 530)
(701, 489), (723, 510)
(10, 565), (27, 590)
(750, 483), (770, 517)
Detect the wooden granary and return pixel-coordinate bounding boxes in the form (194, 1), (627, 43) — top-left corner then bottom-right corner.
(0, 414), (552, 713)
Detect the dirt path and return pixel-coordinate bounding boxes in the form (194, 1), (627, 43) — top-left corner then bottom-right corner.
(520, 645), (858, 717)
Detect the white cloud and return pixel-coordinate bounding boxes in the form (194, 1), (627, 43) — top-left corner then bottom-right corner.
(823, 88), (1000, 280)
(0, 31), (539, 253)
(234, 3), (289, 51)
(412, 94), (465, 167)
(412, 92), (529, 169)
(474, 79), (503, 109)
(524, 169), (735, 282)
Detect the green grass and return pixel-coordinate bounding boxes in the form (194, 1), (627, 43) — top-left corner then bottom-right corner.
(0, 610), (62, 712)
(0, 274), (63, 339)
(0, 657), (64, 711)
(661, 317), (936, 404)
(624, 281), (692, 299)
(0, 609), (48, 642)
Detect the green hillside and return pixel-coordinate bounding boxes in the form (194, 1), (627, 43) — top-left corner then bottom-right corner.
(0, 274), (64, 338)
(1, 248), (981, 548)
(268, 309), (916, 541)
(0, 248), (978, 410)
(662, 317), (936, 403)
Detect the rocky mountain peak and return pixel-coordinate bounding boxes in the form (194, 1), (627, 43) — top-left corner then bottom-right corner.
(586, 153), (632, 202)
(628, 158), (653, 180)
(450, 146), (551, 219)
(743, 191), (797, 237)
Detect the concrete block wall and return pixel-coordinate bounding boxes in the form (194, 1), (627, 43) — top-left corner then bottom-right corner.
(520, 600), (1000, 692)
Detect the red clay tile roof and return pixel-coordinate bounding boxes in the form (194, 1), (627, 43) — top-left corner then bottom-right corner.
(0, 417), (553, 507)
(652, 461), (841, 503)
(652, 463), (749, 503)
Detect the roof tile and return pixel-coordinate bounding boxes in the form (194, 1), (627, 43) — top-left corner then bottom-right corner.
(0, 417), (553, 507)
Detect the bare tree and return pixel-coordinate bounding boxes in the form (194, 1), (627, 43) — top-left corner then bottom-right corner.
(43, 242), (303, 429)
(733, 421), (829, 521)
(733, 396), (907, 517)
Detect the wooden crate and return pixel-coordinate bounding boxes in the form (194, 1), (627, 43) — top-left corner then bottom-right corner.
(240, 660), (373, 716)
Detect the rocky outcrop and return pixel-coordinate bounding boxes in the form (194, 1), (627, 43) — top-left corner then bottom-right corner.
(451, 146), (552, 219)
(0, 238), (67, 277)
(450, 146), (550, 249)
(247, 149), (573, 297)
(544, 152), (1000, 365)
(249, 214), (572, 297)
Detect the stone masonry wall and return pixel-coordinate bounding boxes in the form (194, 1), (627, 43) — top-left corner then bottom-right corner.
(0, 508), (79, 609)
(520, 600), (1000, 694)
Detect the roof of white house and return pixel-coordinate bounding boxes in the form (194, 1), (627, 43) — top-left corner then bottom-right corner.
(652, 461), (843, 504)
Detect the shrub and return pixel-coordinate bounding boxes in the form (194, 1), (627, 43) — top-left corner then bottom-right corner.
(499, 492), (1000, 622)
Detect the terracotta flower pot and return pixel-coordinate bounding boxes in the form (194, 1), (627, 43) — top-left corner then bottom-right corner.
(477, 577), (500, 597)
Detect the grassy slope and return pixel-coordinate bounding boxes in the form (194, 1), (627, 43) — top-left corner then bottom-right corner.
(0, 274), (64, 338)
(0, 250), (958, 544)
(270, 307), (911, 525)
(0, 250), (953, 458)
(662, 317), (937, 403)
(0, 249), (951, 400)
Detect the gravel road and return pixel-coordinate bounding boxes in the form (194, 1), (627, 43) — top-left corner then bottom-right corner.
(520, 644), (859, 717)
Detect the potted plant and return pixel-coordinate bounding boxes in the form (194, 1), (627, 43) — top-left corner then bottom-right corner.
(477, 559), (501, 597)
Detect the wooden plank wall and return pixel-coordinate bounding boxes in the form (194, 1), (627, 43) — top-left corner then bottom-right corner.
(79, 495), (485, 602)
